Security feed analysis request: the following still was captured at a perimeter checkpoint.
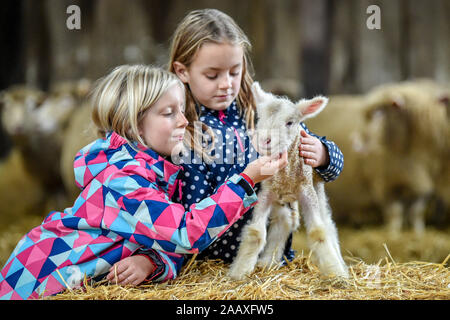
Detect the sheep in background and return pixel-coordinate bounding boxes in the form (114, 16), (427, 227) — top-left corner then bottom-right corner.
(306, 79), (448, 235)
(228, 82), (348, 280)
(0, 147), (47, 224)
(60, 100), (97, 202)
(304, 95), (378, 227)
(358, 80), (448, 235)
(0, 80), (92, 214)
(416, 80), (450, 222)
(0, 87), (51, 221)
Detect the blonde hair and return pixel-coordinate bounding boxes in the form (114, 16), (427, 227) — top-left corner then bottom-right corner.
(168, 9), (256, 159)
(90, 65), (183, 149)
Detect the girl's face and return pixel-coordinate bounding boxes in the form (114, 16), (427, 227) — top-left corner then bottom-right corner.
(139, 84), (188, 157)
(173, 42), (244, 111)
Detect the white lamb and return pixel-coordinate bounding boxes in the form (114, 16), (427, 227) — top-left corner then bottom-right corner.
(228, 82), (348, 280)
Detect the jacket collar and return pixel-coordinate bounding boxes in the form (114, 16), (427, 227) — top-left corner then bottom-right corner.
(198, 100), (239, 123)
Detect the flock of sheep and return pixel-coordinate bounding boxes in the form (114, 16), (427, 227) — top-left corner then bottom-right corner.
(306, 79), (450, 235)
(0, 78), (448, 243)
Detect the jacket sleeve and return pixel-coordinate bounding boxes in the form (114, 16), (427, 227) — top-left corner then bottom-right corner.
(300, 122), (344, 182)
(134, 248), (181, 282)
(104, 168), (257, 257)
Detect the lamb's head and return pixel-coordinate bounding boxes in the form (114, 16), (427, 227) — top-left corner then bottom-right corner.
(251, 82), (328, 155)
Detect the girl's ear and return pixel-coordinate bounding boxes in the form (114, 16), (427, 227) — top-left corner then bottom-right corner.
(172, 61), (189, 83)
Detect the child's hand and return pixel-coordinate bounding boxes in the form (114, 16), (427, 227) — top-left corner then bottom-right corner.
(243, 151), (288, 184)
(299, 130), (329, 168)
(106, 255), (155, 286)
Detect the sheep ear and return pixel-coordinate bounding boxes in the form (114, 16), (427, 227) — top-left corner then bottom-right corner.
(391, 94), (405, 109)
(438, 95), (449, 107)
(252, 82), (271, 104)
(297, 96), (328, 119)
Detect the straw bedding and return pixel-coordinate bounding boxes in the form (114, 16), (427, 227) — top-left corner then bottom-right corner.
(48, 251), (449, 300)
(1, 217), (448, 300)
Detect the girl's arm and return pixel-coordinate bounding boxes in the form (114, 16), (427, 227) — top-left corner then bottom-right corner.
(105, 152), (286, 282)
(106, 170), (257, 254)
(299, 122), (344, 182)
(104, 170), (257, 282)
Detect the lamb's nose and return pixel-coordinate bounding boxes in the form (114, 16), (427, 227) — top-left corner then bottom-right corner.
(265, 138), (271, 145)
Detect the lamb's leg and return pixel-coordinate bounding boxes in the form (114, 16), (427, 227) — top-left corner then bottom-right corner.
(409, 197), (427, 236)
(384, 200), (403, 236)
(228, 189), (274, 280)
(257, 201), (299, 268)
(300, 181), (348, 278)
(314, 181), (348, 277)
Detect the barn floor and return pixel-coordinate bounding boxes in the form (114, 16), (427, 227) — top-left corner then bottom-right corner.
(0, 216), (449, 300)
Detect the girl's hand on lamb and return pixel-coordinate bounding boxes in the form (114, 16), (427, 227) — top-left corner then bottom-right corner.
(243, 151), (288, 184)
(299, 130), (329, 168)
(106, 255), (156, 286)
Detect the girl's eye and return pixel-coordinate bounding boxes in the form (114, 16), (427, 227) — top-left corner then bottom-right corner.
(162, 108), (174, 116)
(206, 74), (217, 80)
(286, 121), (293, 126)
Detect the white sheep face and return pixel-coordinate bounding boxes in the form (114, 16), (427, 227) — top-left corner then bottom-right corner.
(251, 82), (328, 156)
(1, 88), (76, 138)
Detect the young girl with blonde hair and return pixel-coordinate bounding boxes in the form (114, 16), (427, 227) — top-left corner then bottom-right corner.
(0, 65), (286, 300)
(142, 9), (345, 268)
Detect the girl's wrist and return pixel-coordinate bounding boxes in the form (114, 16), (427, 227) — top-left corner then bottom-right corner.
(240, 172), (255, 188)
(318, 143), (330, 168)
(136, 254), (157, 275)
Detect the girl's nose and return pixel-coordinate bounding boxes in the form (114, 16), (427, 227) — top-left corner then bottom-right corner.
(178, 111), (188, 127)
(219, 74), (232, 89)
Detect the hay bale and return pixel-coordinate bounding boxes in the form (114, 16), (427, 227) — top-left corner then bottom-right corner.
(47, 249), (449, 300)
(2, 221), (448, 300)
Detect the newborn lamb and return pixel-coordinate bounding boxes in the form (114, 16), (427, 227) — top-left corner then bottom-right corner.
(228, 82), (348, 280)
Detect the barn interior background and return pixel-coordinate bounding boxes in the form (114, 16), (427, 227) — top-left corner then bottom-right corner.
(0, 0), (449, 269)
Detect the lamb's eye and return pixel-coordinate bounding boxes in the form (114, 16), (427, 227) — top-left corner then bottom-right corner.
(286, 121), (293, 127)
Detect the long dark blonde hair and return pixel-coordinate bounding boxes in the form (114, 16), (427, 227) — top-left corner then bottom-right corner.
(168, 9), (256, 160)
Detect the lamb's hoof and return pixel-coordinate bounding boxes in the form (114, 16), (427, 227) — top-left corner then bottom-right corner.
(336, 268), (350, 279)
(227, 268), (248, 281)
(324, 265), (349, 279)
(256, 257), (280, 269)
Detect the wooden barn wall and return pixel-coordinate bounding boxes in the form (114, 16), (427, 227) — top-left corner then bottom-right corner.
(0, 0), (449, 97)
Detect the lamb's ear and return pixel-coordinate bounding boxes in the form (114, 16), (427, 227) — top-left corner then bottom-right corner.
(297, 96), (328, 119)
(252, 82), (271, 104)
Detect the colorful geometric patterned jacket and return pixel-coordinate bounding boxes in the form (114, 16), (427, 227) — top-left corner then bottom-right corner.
(0, 131), (257, 300)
